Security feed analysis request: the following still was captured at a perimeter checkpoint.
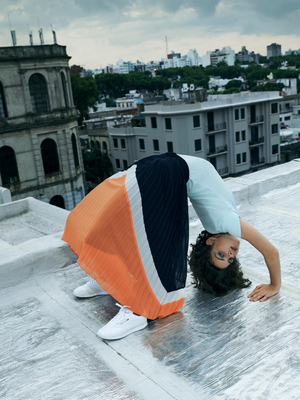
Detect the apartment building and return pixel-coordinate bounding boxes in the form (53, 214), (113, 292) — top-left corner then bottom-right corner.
(267, 43), (282, 59)
(108, 92), (281, 176)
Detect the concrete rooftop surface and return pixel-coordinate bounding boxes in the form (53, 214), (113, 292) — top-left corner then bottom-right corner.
(1, 160), (300, 400)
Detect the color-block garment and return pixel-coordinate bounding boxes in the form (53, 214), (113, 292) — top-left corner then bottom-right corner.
(62, 153), (189, 320)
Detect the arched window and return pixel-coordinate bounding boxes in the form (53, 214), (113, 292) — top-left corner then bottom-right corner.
(102, 141), (107, 152)
(0, 146), (19, 185)
(71, 133), (79, 168)
(29, 73), (50, 113)
(41, 138), (60, 175)
(50, 195), (65, 209)
(90, 140), (95, 149)
(0, 82), (8, 118)
(60, 72), (69, 108)
(96, 140), (101, 150)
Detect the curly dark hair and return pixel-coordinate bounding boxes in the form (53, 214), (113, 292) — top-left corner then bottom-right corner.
(188, 230), (252, 296)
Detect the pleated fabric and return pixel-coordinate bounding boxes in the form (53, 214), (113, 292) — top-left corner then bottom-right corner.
(62, 153), (189, 320)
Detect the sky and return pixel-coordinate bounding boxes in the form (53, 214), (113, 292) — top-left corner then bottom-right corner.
(0, 0), (300, 69)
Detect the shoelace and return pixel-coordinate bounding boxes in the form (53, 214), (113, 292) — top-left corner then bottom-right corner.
(88, 278), (97, 287)
(110, 303), (132, 325)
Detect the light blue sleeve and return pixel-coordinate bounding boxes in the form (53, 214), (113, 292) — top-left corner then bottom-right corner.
(179, 154), (241, 238)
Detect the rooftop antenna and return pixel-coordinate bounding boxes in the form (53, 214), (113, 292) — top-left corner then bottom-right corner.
(165, 36), (168, 57)
(8, 14), (17, 46)
(38, 18), (44, 45)
(28, 25), (33, 46)
(51, 24), (57, 44)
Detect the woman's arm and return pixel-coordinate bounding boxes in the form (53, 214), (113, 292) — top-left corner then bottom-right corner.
(240, 218), (281, 302)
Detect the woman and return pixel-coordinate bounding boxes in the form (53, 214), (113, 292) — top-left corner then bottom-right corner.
(62, 153), (281, 340)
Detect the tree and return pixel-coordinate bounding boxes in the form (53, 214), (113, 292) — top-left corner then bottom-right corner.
(82, 148), (112, 186)
(225, 79), (242, 90)
(71, 74), (100, 125)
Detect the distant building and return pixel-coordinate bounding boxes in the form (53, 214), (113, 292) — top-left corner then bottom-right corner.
(108, 92), (282, 176)
(210, 47), (235, 67)
(267, 43), (281, 59)
(235, 46), (260, 64)
(186, 49), (202, 66)
(0, 44), (85, 209)
(167, 51), (181, 59)
(285, 49), (300, 56)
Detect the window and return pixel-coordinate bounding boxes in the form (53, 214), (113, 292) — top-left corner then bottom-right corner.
(272, 144), (279, 155)
(153, 139), (159, 151)
(241, 108), (245, 119)
(96, 140), (101, 149)
(102, 141), (107, 151)
(139, 138), (145, 150)
(194, 139), (202, 152)
(272, 124), (278, 134)
(71, 133), (80, 168)
(116, 159), (120, 168)
(121, 138), (126, 149)
(271, 103), (278, 114)
(113, 138), (118, 148)
(41, 138), (60, 175)
(0, 82), (8, 118)
(151, 117), (157, 128)
(167, 141), (173, 152)
(236, 154), (241, 164)
(90, 140), (95, 148)
(165, 118), (172, 130)
(193, 115), (200, 128)
(29, 73), (50, 113)
(235, 131), (240, 142)
(241, 130), (246, 141)
(123, 160), (128, 169)
(242, 152), (247, 163)
(284, 116), (291, 121)
(60, 72), (69, 108)
(234, 109), (239, 120)
(0, 146), (19, 185)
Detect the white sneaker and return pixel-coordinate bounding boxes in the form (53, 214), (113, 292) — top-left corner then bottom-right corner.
(73, 278), (109, 298)
(97, 303), (148, 340)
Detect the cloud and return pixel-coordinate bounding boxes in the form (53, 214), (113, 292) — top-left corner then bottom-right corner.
(0, 0), (299, 68)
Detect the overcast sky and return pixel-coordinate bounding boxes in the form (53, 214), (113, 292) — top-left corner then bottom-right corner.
(1, 0), (300, 69)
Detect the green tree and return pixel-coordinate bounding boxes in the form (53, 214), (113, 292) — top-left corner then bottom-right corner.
(71, 74), (100, 124)
(225, 79), (242, 90)
(82, 148), (112, 186)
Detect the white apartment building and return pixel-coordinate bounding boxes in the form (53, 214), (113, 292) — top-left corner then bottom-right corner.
(108, 92), (282, 176)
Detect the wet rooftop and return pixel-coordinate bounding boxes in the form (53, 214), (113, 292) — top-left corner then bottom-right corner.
(1, 160), (300, 400)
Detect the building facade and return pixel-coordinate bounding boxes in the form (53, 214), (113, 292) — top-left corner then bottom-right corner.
(0, 44), (85, 209)
(108, 92), (282, 176)
(267, 43), (282, 59)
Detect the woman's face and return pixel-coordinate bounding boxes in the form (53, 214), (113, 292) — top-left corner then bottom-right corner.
(206, 233), (240, 269)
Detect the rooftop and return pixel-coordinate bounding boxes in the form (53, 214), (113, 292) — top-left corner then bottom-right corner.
(143, 91), (282, 115)
(0, 44), (69, 61)
(1, 160), (300, 399)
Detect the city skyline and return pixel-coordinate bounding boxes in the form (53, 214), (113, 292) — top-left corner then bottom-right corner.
(1, 0), (300, 69)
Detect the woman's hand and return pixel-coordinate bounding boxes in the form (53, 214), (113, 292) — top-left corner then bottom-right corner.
(248, 284), (279, 302)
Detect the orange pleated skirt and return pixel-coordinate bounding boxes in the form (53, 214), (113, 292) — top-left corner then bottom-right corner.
(62, 153), (189, 319)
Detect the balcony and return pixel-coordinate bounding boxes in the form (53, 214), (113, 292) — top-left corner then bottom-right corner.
(249, 115), (264, 124)
(206, 122), (226, 133)
(206, 144), (228, 156)
(251, 157), (265, 166)
(249, 136), (264, 146)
